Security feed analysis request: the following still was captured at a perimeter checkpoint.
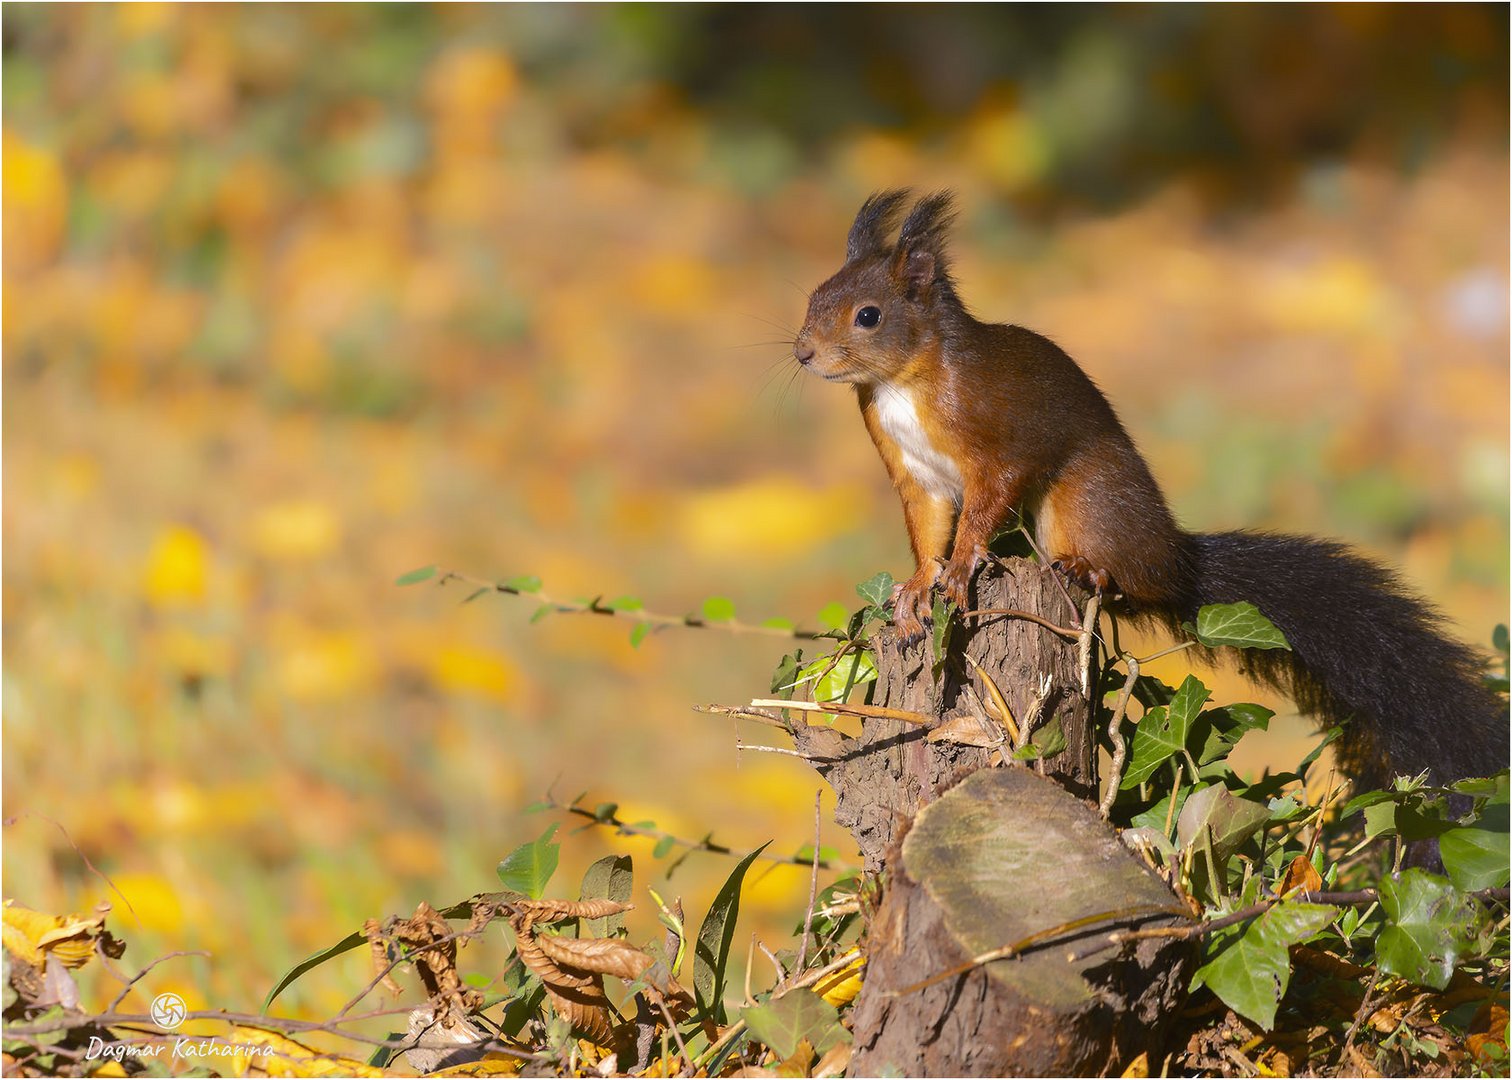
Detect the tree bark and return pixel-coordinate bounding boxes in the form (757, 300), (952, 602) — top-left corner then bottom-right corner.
(791, 557), (1193, 1075)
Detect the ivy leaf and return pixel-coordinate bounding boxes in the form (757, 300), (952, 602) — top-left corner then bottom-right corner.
(806, 651), (878, 703)
(395, 565), (437, 586)
(692, 842), (770, 1025)
(1177, 783), (1271, 863)
(856, 572), (895, 608)
(702, 597), (736, 622)
(1191, 902), (1336, 1029)
(740, 992), (851, 1059)
(1375, 869), (1479, 990)
(770, 651), (802, 698)
(1437, 802), (1510, 891)
(1195, 602), (1291, 651)
(1013, 715), (1067, 761)
(496, 823), (560, 899)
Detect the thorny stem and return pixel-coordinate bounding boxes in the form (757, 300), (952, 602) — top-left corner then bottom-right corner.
(435, 569), (832, 640)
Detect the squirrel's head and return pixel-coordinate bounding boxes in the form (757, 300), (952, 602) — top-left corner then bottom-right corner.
(794, 189), (958, 385)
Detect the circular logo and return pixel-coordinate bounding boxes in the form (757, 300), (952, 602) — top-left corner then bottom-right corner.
(150, 992), (187, 1030)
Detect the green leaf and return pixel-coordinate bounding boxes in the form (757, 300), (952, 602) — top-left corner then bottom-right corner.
(702, 596), (736, 622)
(604, 595), (642, 612)
(1177, 783), (1272, 864)
(461, 587), (489, 604)
(931, 595), (956, 665)
(395, 565), (437, 586)
(505, 574), (543, 593)
(1493, 624), (1509, 654)
(762, 616), (795, 631)
(739, 992), (851, 1059)
(856, 572), (895, 608)
(1438, 802), (1510, 891)
(692, 842), (770, 1025)
(770, 651), (802, 698)
(653, 835), (676, 859)
(579, 855), (634, 938)
(816, 602), (850, 632)
(629, 621), (651, 648)
(496, 823), (560, 899)
(530, 603), (553, 624)
(1375, 869), (1480, 990)
(263, 929), (367, 1011)
(1195, 602), (1291, 651)
(1191, 901), (1336, 1029)
(1120, 680), (1205, 789)
(804, 651), (878, 704)
(1014, 715), (1067, 761)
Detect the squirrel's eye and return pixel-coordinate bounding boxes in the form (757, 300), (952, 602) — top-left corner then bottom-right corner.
(855, 306), (881, 328)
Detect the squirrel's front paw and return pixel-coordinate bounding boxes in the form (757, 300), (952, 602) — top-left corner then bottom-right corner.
(938, 551), (981, 611)
(891, 568), (938, 645)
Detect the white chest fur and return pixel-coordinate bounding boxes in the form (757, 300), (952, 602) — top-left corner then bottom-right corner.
(873, 387), (964, 503)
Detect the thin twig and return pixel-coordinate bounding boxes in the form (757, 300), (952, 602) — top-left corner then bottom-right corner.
(107, 950), (211, 1012)
(1099, 655), (1141, 818)
(796, 791), (823, 974)
(436, 569), (831, 640)
(695, 703), (792, 731)
(735, 740), (825, 762)
(545, 796), (853, 872)
(957, 607), (1081, 640)
(1079, 593), (1102, 699)
(750, 698), (932, 725)
(1010, 524), (1083, 624)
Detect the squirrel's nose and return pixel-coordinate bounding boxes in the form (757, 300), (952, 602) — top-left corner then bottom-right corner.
(794, 343), (816, 365)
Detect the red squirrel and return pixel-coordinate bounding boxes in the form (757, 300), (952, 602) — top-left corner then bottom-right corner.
(794, 189), (1508, 786)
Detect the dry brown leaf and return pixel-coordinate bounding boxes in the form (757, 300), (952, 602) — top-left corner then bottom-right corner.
(389, 902), (482, 1026)
(531, 933), (656, 981)
(812, 1042), (851, 1079)
(513, 897), (634, 923)
(775, 1038), (816, 1077)
(924, 713), (1003, 748)
(1277, 854), (1322, 896)
(510, 915), (618, 1047)
(1467, 1000), (1509, 1066)
(364, 918), (404, 998)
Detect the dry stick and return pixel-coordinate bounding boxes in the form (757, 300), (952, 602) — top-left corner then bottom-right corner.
(1341, 970), (1383, 1060)
(695, 704), (792, 731)
(1079, 592), (1102, 700)
(750, 698), (933, 726)
(735, 740), (825, 762)
(958, 606), (1082, 640)
(1099, 655), (1142, 818)
(435, 569), (831, 641)
(106, 950), (211, 1013)
(1009, 524), (1084, 626)
(654, 996), (693, 1076)
(546, 796), (849, 872)
(1017, 673), (1055, 755)
(888, 904), (1193, 998)
(796, 791), (823, 974)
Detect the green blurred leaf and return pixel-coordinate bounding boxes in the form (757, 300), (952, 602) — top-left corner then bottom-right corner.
(1376, 869), (1479, 990)
(740, 992), (851, 1058)
(692, 842), (769, 1025)
(702, 596), (736, 622)
(1493, 624), (1509, 654)
(816, 602), (849, 632)
(629, 621), (651, 648)
(506, 574), (543, 592)
(580, 854), (633, 938)
(605, 595), (642, 612)
(762, 616), (795, 631)
(653, 835), (676, 859)
(1195, 602), (1291, 651)
(395, 565), (437, 586)
(496, 823), (560, 899)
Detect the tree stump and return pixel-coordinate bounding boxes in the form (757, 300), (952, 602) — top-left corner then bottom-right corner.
(791, 557), (1194, 1075)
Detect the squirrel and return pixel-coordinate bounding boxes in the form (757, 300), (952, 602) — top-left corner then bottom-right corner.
(793, 189), (1509, 787)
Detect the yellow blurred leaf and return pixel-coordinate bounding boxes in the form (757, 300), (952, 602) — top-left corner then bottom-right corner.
(811, 955), (865, 1007)
(1, 900), (115, 970)
(429, 643), (517, 703)
(2, 129), (67, 269)
(143, 525), (210, 607)
(274, 630), (375, 703)
(228, 1027), (386, 1078)
(109, 873), (185, 934)
(677, 478), (864, 561)
(251, 500), (342, 561)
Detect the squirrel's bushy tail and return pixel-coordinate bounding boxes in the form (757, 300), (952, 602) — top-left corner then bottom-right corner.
(1176, 531), (1508, 787)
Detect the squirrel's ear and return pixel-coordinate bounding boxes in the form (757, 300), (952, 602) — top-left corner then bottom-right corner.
(894, 191), (956, 299)
(902, 249), (936, 300)
(846, 189), (910, 263)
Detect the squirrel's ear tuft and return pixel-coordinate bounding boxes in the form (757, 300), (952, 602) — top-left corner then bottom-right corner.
(897, 191), (957, 260)
(846, 189), (911, 262)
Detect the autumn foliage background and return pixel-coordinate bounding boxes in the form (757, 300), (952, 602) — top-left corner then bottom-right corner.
(3, 3), (1508, 1031)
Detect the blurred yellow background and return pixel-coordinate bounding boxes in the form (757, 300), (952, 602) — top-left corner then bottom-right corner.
(3, 4), (1507, 1029)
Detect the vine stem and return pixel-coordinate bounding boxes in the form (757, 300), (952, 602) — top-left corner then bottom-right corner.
(435, 569), (833, 640)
